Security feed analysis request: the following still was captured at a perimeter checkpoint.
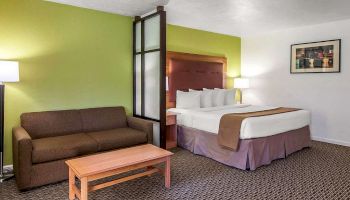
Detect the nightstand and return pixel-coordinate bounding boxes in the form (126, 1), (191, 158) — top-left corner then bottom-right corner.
(166, 112), (177, 149)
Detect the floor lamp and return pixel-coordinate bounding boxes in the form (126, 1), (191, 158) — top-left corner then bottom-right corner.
(0, 61), (19, 182)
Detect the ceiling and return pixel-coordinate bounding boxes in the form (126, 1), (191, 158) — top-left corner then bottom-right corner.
(46, 0), (170, 16)
(47, 0), (350, 36)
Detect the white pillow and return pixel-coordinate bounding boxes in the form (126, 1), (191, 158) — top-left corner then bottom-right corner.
(224, 89), (236, 105)
(206, 88), (225, 107)
(214, 88), (237, 105)
(176, 90), (201, 109)
(189, 89), (213, 108)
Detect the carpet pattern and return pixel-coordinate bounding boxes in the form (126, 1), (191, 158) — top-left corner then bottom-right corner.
(1, 141), (350, 200)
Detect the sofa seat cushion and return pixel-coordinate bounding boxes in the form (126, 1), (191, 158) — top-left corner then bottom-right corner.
(32, 133), (98, 164)
(86, 128), (148, 151)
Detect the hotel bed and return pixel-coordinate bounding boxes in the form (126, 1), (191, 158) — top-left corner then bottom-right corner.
(169, 104), (310, 140)
(168, 104), (311, 170)
(166, 51), (311, 170)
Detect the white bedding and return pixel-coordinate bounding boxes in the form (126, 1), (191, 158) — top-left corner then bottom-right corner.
(168, 104), (311, 139)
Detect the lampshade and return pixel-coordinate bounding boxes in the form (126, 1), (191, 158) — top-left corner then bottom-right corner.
(234, 78), (250, 89)
(0, 61), (19, 83)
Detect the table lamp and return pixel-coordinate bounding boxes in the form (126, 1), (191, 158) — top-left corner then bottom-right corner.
(166, 76), (169, 91)
(0, 61), (19, 182)
(234, 78), (249, 104)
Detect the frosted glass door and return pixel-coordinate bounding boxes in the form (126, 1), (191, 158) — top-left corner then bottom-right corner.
(144, 51), (160, 119)
(135, 22), (141, 53)
(133, 8), (166, 148)
(135, 54), (142, 115)
(133, 14), (163, 120)
(144, 15), (160, 51)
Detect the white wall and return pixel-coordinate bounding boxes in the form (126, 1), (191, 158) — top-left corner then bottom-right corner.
(242, 19), (350, 147)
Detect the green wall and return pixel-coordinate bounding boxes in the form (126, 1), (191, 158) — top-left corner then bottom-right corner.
(167, 24), (241, 88)
(0, 1), (241, 165)
(0, 0), (133, 165)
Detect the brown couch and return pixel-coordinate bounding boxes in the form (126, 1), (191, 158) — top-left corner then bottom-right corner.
(12, 106), (153, 190)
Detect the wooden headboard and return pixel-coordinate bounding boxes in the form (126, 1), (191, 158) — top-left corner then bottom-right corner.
(166, 51), (227, 108)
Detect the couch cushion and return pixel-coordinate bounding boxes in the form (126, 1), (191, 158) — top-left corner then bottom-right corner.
(80, 107), (127, 132)
(32, 133), (98, 164)
(86, 128), (148, 151)
(21, 110), (82, 139)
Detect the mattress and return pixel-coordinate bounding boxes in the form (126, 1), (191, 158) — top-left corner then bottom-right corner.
(168, 104), (311, 139)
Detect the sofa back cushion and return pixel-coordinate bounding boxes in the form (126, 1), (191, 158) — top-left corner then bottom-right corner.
(80, 107), (127, 132)
(21, 110), (82, 139)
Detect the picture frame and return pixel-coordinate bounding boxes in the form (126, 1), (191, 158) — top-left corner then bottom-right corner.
(290, 39), (341, 74)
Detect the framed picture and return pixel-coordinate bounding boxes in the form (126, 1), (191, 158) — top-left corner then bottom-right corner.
(291, 39), (341, 73)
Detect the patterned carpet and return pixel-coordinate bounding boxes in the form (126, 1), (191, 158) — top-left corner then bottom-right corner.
(1, 141), (350, 200)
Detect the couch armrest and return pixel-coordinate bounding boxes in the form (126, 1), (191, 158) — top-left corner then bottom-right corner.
(127, 116), (153, 144)
(12, 126), (33, 190)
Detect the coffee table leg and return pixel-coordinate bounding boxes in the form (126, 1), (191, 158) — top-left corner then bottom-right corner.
(81, 177), (88, 200)
(165, 157), (171, 189)
(69, 168), (75, 200)
(146, 166), (153, 177)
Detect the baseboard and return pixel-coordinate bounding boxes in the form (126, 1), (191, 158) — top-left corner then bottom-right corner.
(312, 136), (350, 147)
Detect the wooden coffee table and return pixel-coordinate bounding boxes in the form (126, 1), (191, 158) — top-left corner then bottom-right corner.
(65, 144), (174, 200)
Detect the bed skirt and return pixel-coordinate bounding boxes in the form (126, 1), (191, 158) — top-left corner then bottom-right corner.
(177, 125), (311, 170)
